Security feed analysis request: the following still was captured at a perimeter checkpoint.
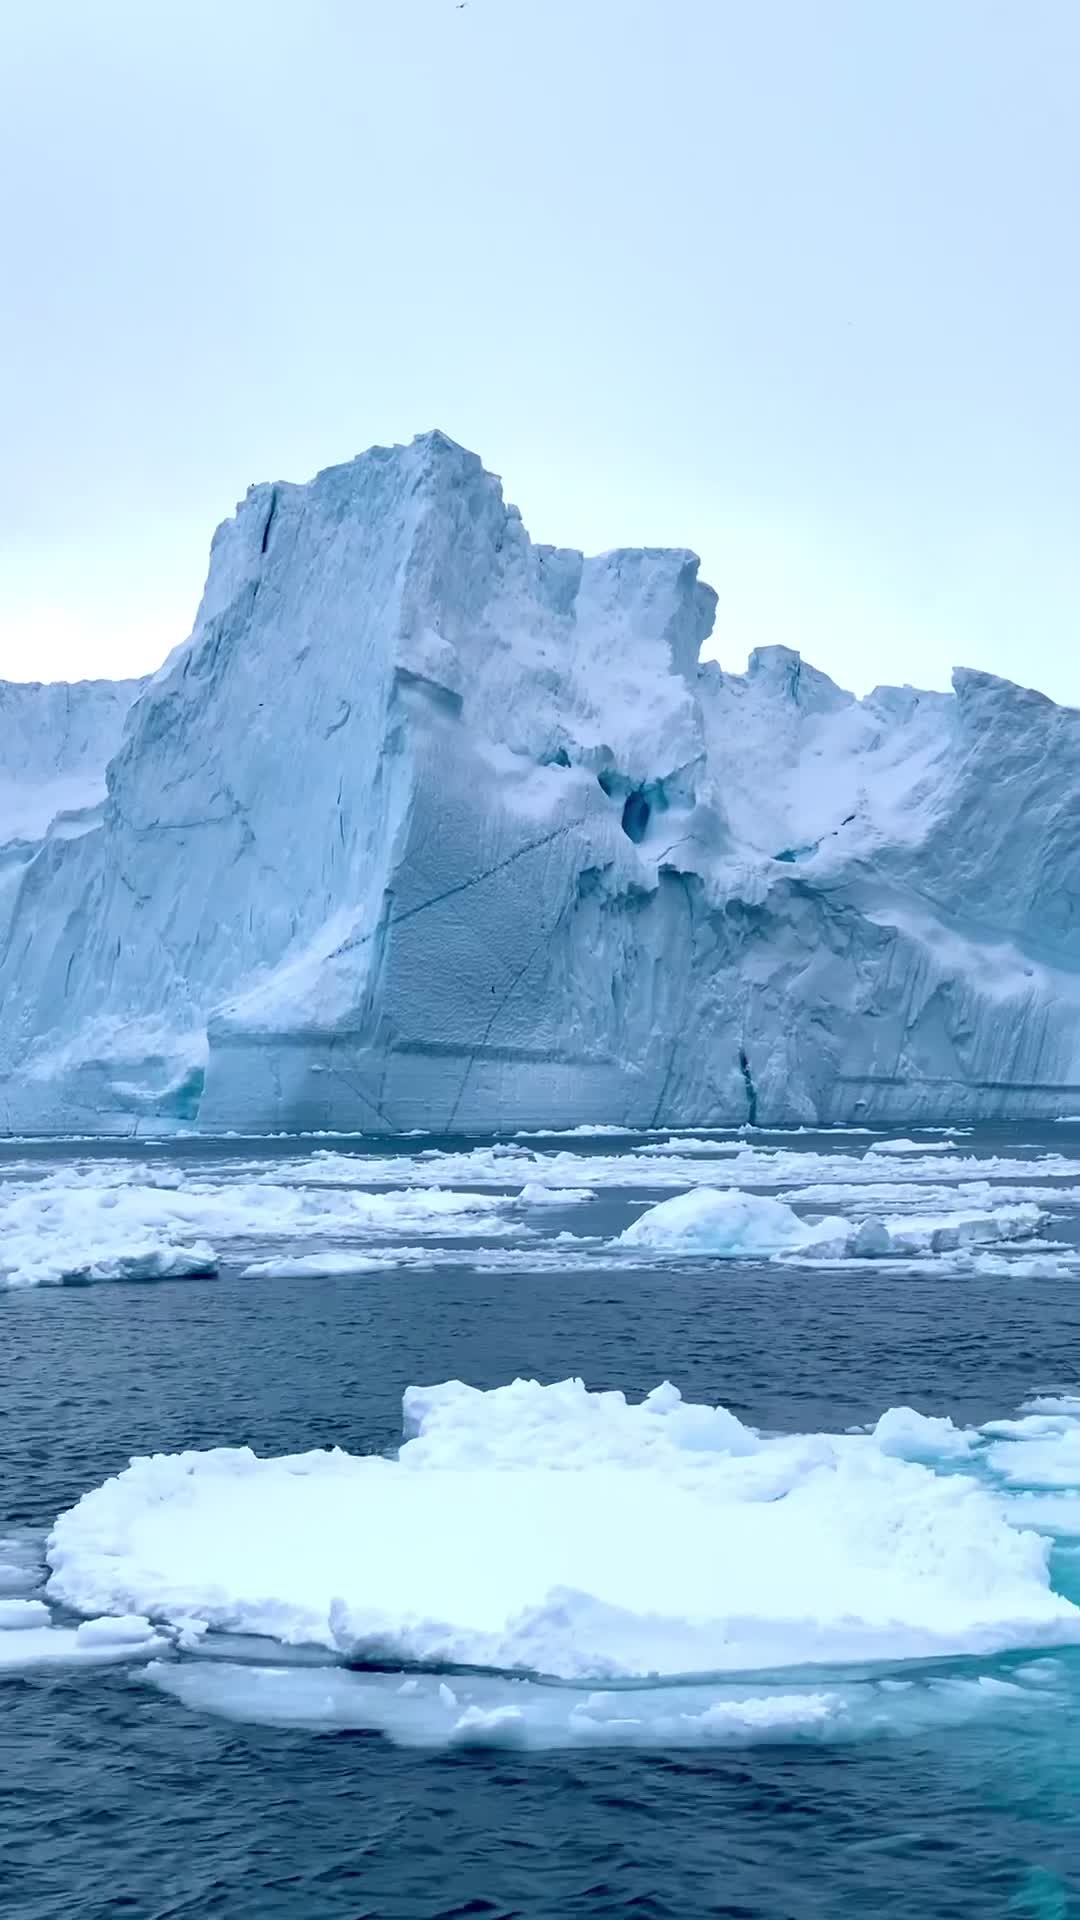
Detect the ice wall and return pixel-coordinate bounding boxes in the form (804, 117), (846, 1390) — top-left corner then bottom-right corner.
(0, 678), (142, 848)
(2, 431), (1078, 1133)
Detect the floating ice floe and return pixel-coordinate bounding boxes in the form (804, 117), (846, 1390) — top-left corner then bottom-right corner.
(44, 1376), (1080, 1684)
(238, 1250), (419, 1279)
(5, 1376), (1080, 1748)
(281, 1140), (1080, 1194)
(516, 1182), (597, 1206)
(866, 1137), (958, 1155)
(0, 1166), (523, 1289)
(616, 1188), (852, 1259)
(0, 1614), (168, 1671)
(615, 1188), (1047, 1263)
(512, 1125), (641, 1139)
(986, 1425), (1080, 1488)
(0, 1598), (50, 1628)
(0, 1530), (168, 1671)
(872, 1407), (975, 1460)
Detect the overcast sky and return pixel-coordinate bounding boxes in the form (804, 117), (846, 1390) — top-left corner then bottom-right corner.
(3, 0), (1079, 701)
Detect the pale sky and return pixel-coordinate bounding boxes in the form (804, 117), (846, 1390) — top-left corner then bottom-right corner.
(3, 0), (1080, 702)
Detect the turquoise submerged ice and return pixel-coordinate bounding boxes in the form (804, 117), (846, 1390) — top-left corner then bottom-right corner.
(5, 430), (1080, 1134)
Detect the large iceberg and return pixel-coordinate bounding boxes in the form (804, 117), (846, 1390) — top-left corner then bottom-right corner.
(5, 429), (1080, 1134)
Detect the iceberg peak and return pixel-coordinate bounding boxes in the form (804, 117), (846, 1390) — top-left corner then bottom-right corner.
(3, 434), (1079, 1133)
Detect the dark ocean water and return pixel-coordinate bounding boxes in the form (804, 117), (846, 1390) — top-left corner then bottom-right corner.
(4, 1130), (1080, 1919)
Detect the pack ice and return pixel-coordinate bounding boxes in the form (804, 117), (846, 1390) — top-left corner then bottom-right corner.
(5, 430), (1080, 1134)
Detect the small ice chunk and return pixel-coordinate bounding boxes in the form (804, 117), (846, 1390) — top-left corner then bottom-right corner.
(451, 1703), (527, 1745)
(853, 1217), (892, 1258)
(873, 1407), (974, 1461)
(0, 1616), (167, 1671)
(517, 1182), (596, 1206)
(867, 1139), (955, 1155)
(0, 1599), (50, 1629)
(74, 1613), (158, 1647)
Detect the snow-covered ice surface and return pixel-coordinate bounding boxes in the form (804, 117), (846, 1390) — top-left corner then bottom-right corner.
(19, 1371), (1080, 1753)
(44, 1375), (1080, 1679)
(7, 432), (1080, 1135)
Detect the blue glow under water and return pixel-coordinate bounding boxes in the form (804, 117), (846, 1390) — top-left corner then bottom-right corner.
(4, 1129), (1080, 1919)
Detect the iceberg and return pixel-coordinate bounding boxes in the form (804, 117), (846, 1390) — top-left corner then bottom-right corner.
(6, 430), (1080, 1133)
(0, 675), (141, 851)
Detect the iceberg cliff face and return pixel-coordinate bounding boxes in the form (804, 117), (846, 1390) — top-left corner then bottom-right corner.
(0, 678), (143, 849)
(3, 430), (1079, 1133)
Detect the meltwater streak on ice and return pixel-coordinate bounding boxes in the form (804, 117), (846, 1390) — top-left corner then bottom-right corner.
(7, 432), (1080, 1137)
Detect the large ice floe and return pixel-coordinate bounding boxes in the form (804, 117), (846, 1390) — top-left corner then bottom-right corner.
(21, 1379), (1080, 1750)
(6, 430), (1080, 1133)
